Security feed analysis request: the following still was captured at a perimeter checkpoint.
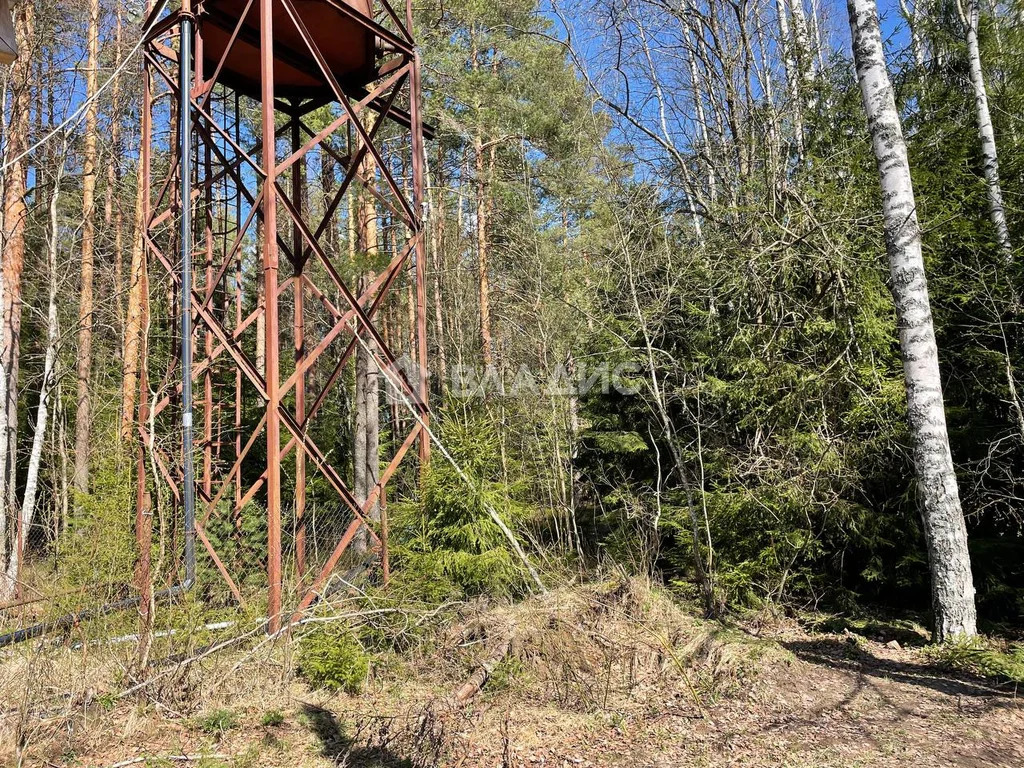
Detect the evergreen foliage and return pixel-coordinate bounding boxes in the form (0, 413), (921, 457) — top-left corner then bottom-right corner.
(297, 623), (371, 693)
(390, 414), (530, 600)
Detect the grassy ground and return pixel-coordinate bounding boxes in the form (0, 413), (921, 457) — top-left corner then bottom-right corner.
(1, 580), (1021, 767)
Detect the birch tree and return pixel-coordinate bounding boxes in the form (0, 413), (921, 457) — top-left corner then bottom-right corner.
(1, 138), (64, 600)
(475, 131), (495, 366)
(899, 0), (926, 69)
(848, 0), (978, 641)
(789, 0), (815, 85)
(775, 0), (806, 160)
(961, 0), (1013, 260)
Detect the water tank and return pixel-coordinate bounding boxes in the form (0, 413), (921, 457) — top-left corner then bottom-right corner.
(0, 0), (18, 66)
(197, 0), (376, 101)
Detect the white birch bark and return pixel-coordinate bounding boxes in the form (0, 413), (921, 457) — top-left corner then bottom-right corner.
(681, 0), (717, 203)
(2, 154), (63, 599)
(789, 0), (815, 85)
(775, 0), (806, 160)
(685, 31), (712, 177)
(754, 7), (782, 198)
(809, 0), (827, 72)
(848, 0), (978, 641)
(899, 0), (926, 69)
(963, 0), (1013, 260)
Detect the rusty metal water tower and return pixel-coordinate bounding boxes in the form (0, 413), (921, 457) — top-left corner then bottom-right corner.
(136, 0), (430, 632)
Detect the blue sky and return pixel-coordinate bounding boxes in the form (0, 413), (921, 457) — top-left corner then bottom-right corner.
(10, 0), (919, 177)
(825, 0), (915, 56)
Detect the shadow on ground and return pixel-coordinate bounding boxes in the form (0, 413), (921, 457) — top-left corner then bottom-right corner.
(302, 703), (414, 767)
(800, 615), (930, 647)
(784, 638), (1014, 699)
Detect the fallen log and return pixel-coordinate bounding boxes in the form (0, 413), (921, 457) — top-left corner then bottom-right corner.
(454, 636), (512, 704)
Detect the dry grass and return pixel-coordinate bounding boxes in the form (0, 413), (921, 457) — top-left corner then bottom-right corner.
(2, 577), (1019, 767)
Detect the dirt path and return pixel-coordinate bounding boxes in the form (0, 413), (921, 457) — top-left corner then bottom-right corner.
(687, 637), (1021, 767)
(452, 635), (1022, 768)
(51, 638), (1019, 768)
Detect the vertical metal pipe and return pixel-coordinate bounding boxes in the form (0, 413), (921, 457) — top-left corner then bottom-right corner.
(261, 0), (283, 633)
(233, 91), (243, 545)
(179, 12), (196, 585)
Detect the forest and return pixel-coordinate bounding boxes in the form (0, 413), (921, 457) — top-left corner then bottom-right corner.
(0, 0), (1023, 765)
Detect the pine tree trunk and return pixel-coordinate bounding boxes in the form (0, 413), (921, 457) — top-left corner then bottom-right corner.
(122, 141), (148, 442)
(74, 0), (101, 498)
(0, 0), (34, 573)
(964, 0), (1013, 260)
(428, 146), (448, 393)
(255, 248), (266, 378)
(353, 318), (367, 530)
(353, 155), (380, 554)
(56, 383), (69, 539)
(474, 134), (494, 368)
(471, 31), (495, 368)
(848, 0), (978, 642)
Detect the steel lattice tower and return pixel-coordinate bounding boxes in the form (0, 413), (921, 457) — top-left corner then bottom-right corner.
(136, 0), (430, 632)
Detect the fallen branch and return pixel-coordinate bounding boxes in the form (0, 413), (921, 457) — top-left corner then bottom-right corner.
(454, 636), (513, 704)
(117, 623), (265, 700)
(106, 755), (227, 768)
